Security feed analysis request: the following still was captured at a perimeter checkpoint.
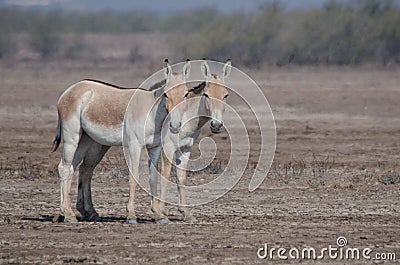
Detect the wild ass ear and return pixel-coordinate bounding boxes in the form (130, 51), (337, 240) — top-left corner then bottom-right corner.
(164, 59), (172, 81)
(182, 59), (191, 81)
(201, 59), (211, 81)
(221, 59), (232, 82)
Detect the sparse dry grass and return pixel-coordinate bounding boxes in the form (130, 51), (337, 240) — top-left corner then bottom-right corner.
(266, 154), (400, 191)
(0, 158), (57, 180)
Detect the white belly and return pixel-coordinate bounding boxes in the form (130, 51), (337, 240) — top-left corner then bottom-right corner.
(82, 120), (123, 146)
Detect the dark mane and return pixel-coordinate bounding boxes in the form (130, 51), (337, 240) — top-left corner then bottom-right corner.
(189, 81), (206, 94)
(149, 79), (166, 91)
(82, 79), (149, 90)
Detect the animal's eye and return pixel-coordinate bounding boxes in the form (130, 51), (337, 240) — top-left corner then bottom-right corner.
(163, 92), (168, 98)
(203, 93), (209, 98)
(223, 94), (229, 99)
(184, 92), (189, 98)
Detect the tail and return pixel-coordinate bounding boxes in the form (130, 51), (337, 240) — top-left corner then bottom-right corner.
(52, 115), (61, 152)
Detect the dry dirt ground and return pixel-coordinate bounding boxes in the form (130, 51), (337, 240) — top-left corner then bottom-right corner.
(0, 59), (399, 264)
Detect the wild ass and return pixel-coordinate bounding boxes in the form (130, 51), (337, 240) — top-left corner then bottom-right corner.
(122, 60), (196, 224)
(157, 59), (231, 223)
(52, 60), (191, 223)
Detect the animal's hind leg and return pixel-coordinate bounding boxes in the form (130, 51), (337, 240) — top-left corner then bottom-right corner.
(77, 143), (110, 222)
(125, 138), (141, 224)
(74, 134), (94, 218)
(58, 123), (88, 222)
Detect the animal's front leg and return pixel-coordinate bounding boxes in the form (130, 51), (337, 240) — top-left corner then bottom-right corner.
(148, 145), (169, 224)
(158, 150), (173, 219)
(176, 150), (197, 223)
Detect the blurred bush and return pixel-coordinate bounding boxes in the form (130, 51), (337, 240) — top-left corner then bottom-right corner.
(169, 0), (400, 66)
(63, 34), (86, 60)
(0, 0), (399, 66)
(28, 13), (61, 59)
(0, 27), (14, 58)
(0, 10), (15, 58)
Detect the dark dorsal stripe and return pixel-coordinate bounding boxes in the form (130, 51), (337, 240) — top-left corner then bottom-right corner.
(189, 81), (206, 94)
(82, 79), (149, 91)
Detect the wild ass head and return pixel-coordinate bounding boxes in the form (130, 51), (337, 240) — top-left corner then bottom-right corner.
(163, 59), (191, 134)
(200, 59), (231, 134)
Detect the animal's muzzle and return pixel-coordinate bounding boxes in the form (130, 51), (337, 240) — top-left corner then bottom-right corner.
(169, 121), (181, 134)
(210, 120), (223, 134)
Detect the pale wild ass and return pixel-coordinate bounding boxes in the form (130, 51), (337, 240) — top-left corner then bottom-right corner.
(123, 60), (195, 224)
(158, 59), (231, 223)
(52, 60), (191, 223)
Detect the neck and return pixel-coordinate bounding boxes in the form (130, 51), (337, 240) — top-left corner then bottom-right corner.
(182, 96), (209, 130)
(152, 95), (168, 131)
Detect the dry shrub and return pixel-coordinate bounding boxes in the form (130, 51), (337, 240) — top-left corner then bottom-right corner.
(377, 169), (400, 185)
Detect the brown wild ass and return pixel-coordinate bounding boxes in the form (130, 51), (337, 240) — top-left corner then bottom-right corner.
(52, 60), (191, 223)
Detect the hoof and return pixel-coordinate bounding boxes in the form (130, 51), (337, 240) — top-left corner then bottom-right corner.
(53, 214), (78, 223)
(86, 213), (101, 222)
(160, 209), (168, 216)
(184, 215), (197, 224)
(52, 214), (64, 223)
(126, 217), (138, 225)
(65, 216), (78, 223)
(155, 216), (169, 225)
